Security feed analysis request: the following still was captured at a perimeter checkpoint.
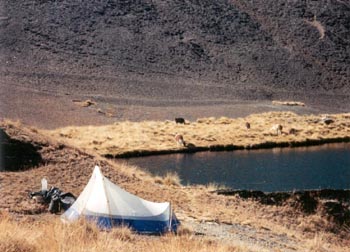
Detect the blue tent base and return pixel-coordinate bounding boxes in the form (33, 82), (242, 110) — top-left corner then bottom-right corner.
(85, 215), (180, 234)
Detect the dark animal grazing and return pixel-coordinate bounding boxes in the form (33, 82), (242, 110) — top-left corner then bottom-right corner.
(289, 128), (297, 135)
(175, 118), (185, 124)
(245, 122), (251, 129)
(175, 133), (185, 147)
(321, 117), (334, 125)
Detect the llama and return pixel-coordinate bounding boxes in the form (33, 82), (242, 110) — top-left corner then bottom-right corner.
(271, 124), (283, 135)
(174, 133), (185, 146)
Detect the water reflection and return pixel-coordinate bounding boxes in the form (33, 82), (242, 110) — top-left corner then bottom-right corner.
(123, 143), (350, 192)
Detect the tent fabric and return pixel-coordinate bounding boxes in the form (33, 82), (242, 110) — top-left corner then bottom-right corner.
(61, 166), (179, 233)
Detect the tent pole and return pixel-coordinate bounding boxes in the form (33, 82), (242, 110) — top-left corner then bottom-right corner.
(101, 172), (113, 228)
(168, 202), (172, 232)
(80, 166), (98, 217)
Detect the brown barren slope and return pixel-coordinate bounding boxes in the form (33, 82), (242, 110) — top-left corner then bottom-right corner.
(1, 0), (350, 129)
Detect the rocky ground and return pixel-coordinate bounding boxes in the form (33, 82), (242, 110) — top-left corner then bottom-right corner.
(0, 0), (349, 129)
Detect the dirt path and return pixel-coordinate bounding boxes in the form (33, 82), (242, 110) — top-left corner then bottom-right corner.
(186, 219), (300, 251)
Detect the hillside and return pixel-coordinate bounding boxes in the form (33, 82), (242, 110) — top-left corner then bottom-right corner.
(0, 0), (349, 127)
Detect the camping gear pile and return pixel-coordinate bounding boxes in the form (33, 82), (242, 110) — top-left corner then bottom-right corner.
(29, 185), (76, 214)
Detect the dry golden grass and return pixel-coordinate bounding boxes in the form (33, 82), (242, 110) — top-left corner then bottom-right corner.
(2, 209), (346, 252)
(205, 182), (228, 191)
(0, 213), (247, 252)
(43, 112), (350, 157)
(154, 174), (181, 186)
(272, 100), (305, 106)
(72, 99), (96, 107)
(160, 172), (182, 187)
(306, 233), (330, 252)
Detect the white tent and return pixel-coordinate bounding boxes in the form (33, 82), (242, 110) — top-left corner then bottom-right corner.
(61, 166), (179, 233)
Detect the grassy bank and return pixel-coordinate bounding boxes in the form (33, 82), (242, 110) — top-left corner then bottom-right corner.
(1, 119), (350, 251)
(44, 112), (350, 158)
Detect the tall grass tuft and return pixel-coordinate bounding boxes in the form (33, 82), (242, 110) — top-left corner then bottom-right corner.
(0, 213), (36, 252)
(163, 172), (181, 187)
(206, 182), (227, 191)
(307, 233), (329, 252)
(110, 225), (135, 241)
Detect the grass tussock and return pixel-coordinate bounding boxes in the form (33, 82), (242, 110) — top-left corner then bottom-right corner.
(0, 237), (36, 252)
(154, 172), (181, 187)
(43, 112), (350, 157)
(0, 213), (36, 252)
(206, 182), (228, 191)
(145, 235), (242, 252)
(175, 224), (193, 236)
(307, 233), (330, 252)
(110, 225), (135, 241)
(2, 119), (23, 129)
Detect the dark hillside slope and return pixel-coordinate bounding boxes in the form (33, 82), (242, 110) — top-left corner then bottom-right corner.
(232, 0), (350, 91)
(0, 0), (349, 109)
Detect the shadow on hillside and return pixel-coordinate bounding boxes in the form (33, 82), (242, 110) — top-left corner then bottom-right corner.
(215, 189), (350, 229)
(0, 129), (42, 171)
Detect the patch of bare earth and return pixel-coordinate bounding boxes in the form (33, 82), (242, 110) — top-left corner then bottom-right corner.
(305, 17), (326, 40)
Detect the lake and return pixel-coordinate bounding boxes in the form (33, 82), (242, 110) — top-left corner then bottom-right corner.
(123, 143), (350, 192)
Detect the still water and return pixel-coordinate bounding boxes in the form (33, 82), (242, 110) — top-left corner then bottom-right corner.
(124, 143), (350, 192)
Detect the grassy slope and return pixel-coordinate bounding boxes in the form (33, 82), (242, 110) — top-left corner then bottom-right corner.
(44, 112), (350, 157)
(1, 118), (350, 251)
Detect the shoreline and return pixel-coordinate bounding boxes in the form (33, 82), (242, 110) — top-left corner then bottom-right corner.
(106, 136), (350, 159)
